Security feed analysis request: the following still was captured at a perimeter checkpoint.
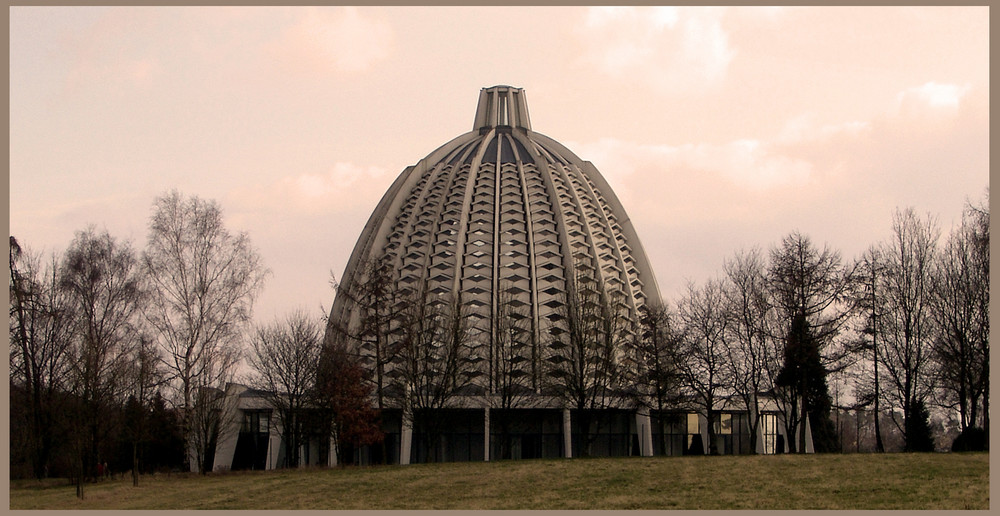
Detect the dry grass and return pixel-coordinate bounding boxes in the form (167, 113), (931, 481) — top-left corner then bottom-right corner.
(9, 452), (988, 510)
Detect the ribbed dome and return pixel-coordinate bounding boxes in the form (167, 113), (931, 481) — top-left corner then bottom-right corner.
(330, 85), (661, 392)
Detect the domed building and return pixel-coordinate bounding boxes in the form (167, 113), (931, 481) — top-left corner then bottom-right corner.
(326, 85), (664, 464)
(194, 87), (806, 473)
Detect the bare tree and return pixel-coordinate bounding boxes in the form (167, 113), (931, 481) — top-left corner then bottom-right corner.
(768, 231), (854, 453)
(876, 208), (940, 450)
(675, 278), (730, 455)
(636, 301), (686, 455)
(9, 237), (74, 479)
(853, 246), (889, 452)
(545, 270), (635, 457)
(326, 256), (402, 463)
(60, 228), (144, 497)
(488, 281), (537, 459)
(248, 310), (323, 468)
(142, 191), (267, 469)
(768, 231), (857, 347)
(967, 192), (989, 435)
(396, 282), (473, 462)
(123, 334), (165, 486)
(722, 248), (774, 454)
(931, 195), (989, 436)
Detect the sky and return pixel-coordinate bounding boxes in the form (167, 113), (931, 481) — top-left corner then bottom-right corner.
(9, 6), (989, 326)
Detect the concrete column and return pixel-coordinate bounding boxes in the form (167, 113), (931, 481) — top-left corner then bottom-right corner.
(188, 447), (199, 473)
(752, 406), (765, 455)
(700, 414), (710, 455)
(268, 434), (277, 468)
(803, 414), (815, 453)
(400, 409), (413, 465)
(562, 408), (572, 458)
(635, 408), (653, 457)
(484, 407), (491, 462)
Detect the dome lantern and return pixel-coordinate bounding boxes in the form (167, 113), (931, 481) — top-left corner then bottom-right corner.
(474, 85), (531, 132)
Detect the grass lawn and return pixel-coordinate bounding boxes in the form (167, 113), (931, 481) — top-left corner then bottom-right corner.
(9, 452), (988, 510)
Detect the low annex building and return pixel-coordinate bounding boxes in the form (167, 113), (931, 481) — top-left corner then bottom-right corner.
(199, 384), (332, 472)
(203, 383), (811, 471)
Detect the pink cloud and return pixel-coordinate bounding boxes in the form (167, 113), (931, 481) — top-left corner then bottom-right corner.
(227, 161), (396, 220)
(221, 161), (399, 322)
(55, 9), (169, 93)
(266, 7), (393, 76)
(565, 79), (987, 299)
(894, 82), (972, 119)
(576, 6), (734, 92)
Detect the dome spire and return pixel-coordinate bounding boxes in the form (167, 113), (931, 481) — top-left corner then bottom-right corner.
(473, 85), (531, 132)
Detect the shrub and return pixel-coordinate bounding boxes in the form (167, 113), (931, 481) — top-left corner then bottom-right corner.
(951, 427), (987, 452)
(686, 434), (704, 455)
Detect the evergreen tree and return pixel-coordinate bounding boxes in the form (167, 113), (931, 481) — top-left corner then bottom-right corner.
(776, 313), (839, 452)
(903, 399), (935, 452)
(145, 392), (185, 472)
(768, 232), (853, 453)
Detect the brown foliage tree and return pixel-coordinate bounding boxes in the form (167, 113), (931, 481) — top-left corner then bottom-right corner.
(326, 256), (402, 463)
(314, 337), (383, 465)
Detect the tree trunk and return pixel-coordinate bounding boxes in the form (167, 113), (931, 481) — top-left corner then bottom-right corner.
(873, 348), (884, 453)
(374, 322), (389, 465)
(982, 377), (989, 436)
(577, 410), (591, 457)
(132, 441), (140, 487)
(784, 405), (798, 454)
(706, 410), (718, 455)
(747, 396), (760, 454)
(856, 408), (861, 453)
(798, 392), (807, 453)
(30, 387), (46, 479)
(659, 418), (668, 456)
(499, 413), (512, 460)
(76, 450), (85, 499)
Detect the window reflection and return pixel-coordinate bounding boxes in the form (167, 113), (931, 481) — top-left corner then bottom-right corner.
(713, 413), (732, 435)
(686, 413), (700, 452)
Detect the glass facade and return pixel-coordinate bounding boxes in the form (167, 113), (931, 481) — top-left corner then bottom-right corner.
(647, 410), (783, 456)
(232, 410), (271, 470)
